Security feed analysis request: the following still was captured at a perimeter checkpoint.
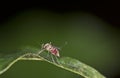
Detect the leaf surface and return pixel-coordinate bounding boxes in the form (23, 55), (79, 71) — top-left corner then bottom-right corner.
(0, 47), (106, 78)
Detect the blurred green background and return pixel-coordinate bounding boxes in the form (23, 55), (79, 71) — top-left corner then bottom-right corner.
(0, 10), (119, 78)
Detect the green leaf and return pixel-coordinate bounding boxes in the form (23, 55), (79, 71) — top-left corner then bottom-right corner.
(0, 47), (106, 78)
(59, 57), (106, 78)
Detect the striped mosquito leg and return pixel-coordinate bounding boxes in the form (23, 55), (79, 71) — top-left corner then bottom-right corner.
(55, 56), (60, 64)
(38, 49), (45, 54)
(50, 53), (55, 63)
(38, 43), (45, 54)
(46, 51), (50, 58)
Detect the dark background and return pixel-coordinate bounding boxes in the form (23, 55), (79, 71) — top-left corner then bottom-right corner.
(0, 1), (120, 78)
(0, 2), (120, 27)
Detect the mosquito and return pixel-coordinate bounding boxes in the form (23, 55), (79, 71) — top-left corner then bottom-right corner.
(38, 42), (60, 64)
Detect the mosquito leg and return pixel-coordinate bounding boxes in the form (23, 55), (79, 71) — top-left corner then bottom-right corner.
(41, 43), (44, 49)
(50, 53), (55, 63)
(37, 49), (45, 54)
(37, 43), (45, 54)
(55, 56), (60, 64)
(46, 51), (50, 58)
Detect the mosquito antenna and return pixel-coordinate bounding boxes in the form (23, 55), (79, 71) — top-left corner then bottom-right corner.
(35, 41), (43, 47)
(58, 41), (68, 50)
(49, 42), (52, 44)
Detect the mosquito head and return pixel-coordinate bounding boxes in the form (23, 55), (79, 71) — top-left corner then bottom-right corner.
(43, 43), (51, 49)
